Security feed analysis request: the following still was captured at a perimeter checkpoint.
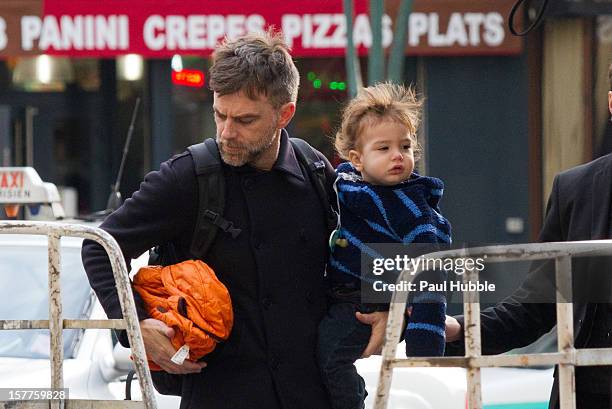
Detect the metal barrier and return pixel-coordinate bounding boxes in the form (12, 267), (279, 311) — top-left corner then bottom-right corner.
(0, 221), (157, 409)
(374, 240), (612, 409)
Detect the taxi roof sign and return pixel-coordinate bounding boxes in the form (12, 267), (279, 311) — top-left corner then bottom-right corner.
(0, 167), (65, 219)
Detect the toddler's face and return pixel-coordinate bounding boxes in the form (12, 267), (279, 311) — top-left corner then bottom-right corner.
(349, 120), (415, 186)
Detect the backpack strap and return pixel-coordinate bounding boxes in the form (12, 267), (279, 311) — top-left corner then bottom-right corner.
(187, 137), (333, 259)
(290, 138), (338, 233)
(188, 138), (241, 260)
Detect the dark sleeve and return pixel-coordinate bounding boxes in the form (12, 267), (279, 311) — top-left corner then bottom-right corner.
(446, 175), (563, 356)
(538, 174), (565, 243)
(81, 157), (196, 339)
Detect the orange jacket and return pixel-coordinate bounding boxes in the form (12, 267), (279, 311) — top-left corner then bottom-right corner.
(133, 260), (233, 371)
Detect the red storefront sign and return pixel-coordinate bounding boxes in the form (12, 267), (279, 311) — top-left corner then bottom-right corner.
(0, 0), (522, 57)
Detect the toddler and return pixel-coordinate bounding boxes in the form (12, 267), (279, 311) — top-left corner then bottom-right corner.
(317, 82), (451, 409)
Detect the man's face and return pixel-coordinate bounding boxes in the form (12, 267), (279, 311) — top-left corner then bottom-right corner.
(213, 91), (281, 167)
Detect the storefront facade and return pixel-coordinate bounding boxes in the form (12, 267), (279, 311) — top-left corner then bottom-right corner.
(0, 0), (574, 246)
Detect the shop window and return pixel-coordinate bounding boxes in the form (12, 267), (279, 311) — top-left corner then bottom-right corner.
(171, 55), (212, 154)
(116, 56), (147, 199)
(53, 119), (90, 215)
(291, 57), (357, 163)
(5, 56), (99, 92)
(73, 59), (100, 91)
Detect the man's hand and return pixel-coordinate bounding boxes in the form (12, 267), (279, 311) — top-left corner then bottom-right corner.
(140, 318), (207, 374)
(445, 315), (462, 343)
(356, 311), (389, 358)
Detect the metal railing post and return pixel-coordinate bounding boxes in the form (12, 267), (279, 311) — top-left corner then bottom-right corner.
(464, 264), (482, 409)
(374, 269), (409, 409)
(48, 232), (65, 409)
(556, 256), (576, 409)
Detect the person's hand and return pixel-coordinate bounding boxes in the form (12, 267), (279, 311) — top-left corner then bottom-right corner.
(139, 318), (207, 374)
(356, 310), (389, 358)
(445, 315), (462, 342)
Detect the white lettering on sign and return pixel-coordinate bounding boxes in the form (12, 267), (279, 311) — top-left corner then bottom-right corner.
(60, 15), (84, 50)
(226, 15), (245, 39)
(483, 13), (504, 46)
(207, 15), (225, 48)
(408, 12), (505, 47)
(409, 13), (427, 46)
(426, 14), (444, 46)
(21, 16), (41, 50)
(330, 14), (346, 47)
(446, 13), (468, 46)
(0, 17), (6, 50)
(143, 15), (164, 50)
(282, 15), (301, 48)
(95, 15), (129, 50)
(464, 13), (484, 46)
(14, 12), (509, 54)
(21, 15), (129, 51)
(39, 16), (62, 50)
(282, 13), (392, 49)
(246, 14), (265, 34)
(143, 14), (265, 51)
(84, 15), (95, 49)
(353, 14), (372, 47)
(166, 15), (187, 49)
(187, 15), (206, 49)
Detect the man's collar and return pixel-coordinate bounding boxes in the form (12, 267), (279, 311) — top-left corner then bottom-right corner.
(272, 129), (305, 181)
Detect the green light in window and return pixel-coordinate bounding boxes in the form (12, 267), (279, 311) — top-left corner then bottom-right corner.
(338, 82), (347, 91)
(307, 71), (316, 82)
(313, 79), (322, 89)
(330, 81), (338, 90)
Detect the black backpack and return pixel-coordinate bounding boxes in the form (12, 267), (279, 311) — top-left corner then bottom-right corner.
(149, 137), (338, 266)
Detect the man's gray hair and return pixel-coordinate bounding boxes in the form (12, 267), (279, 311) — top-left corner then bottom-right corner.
(209, 30), (300, 108)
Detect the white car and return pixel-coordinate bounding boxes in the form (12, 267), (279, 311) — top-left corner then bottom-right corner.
(0, 230), (176, 406)
(0, 230), (553, 409)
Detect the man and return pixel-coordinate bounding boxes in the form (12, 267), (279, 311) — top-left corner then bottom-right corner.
(82, 31), (386, 409)
(445, 65), (612, 408)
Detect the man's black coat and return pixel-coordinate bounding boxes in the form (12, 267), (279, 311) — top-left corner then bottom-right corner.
(447, 153), (612, 408)
(82, 132), (334, 409)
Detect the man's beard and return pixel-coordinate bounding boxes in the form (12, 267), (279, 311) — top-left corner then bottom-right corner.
(216, 121), (279, 167)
